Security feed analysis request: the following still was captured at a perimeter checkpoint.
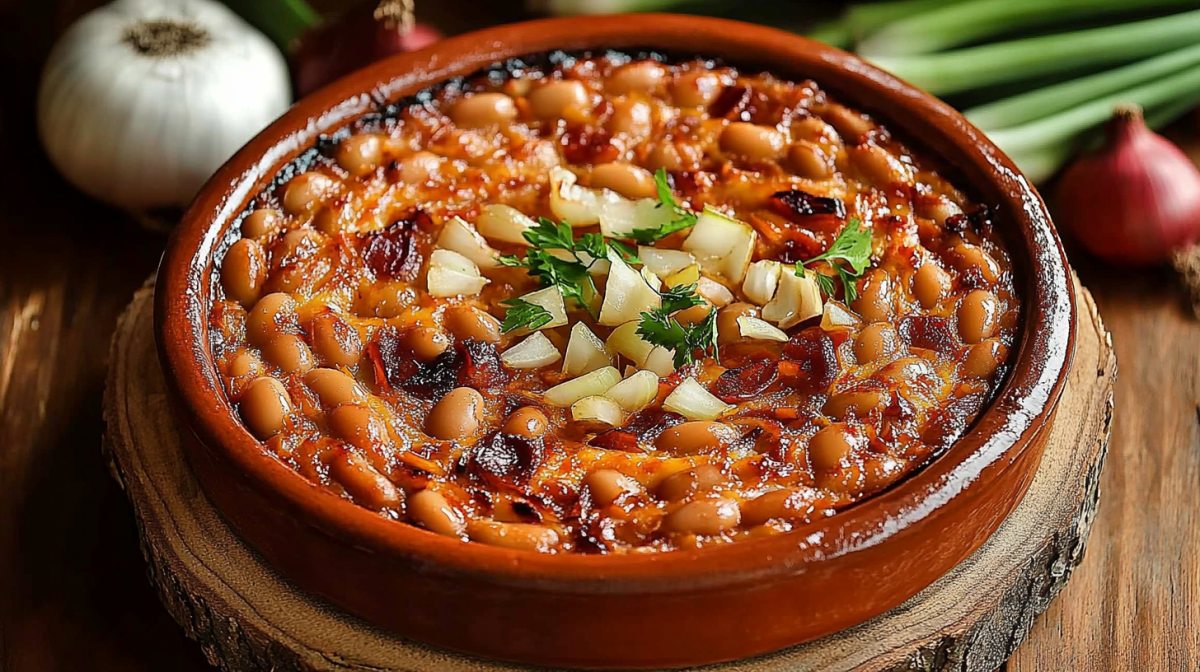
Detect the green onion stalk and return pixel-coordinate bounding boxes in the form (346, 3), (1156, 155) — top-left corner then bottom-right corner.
(807, 0), (967, 49)
(223, 0), (322, 48)
(868, 8), (1200, 96)
(857, 0), (1200, 57)
(964, 43), (1200, 130)
(983, 62), (1200, 182)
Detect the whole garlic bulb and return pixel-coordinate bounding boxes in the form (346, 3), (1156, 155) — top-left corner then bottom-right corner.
(37, 0), (291, 211)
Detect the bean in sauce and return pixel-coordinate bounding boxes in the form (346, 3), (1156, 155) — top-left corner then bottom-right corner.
(209, 52), (1020, 554)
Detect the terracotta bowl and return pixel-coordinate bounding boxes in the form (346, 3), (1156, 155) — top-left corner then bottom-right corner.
(155, 14), (1076, 669)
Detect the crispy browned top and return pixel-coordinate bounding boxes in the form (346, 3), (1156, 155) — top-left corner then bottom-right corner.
(209, 52), (1018, 554)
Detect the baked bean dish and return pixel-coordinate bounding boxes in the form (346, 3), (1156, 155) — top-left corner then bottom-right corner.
(211, 52), (1019, 554)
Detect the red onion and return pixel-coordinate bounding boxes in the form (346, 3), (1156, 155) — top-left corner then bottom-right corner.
(291, 0), (442, 98)
(1056, 104), (1200, 267)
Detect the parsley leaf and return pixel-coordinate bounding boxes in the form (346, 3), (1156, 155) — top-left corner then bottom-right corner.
(501, 218), (606, 320)
(526, 249), (599, 315)
(659, 282), (707, 315)
(686, 308), (720, 368)
(578, 232), (609, 261)
(499, 297), (553, 334)
(635, 281), (719, 368)
(630, 169), (699, 244)
(655, 167), (678, 208)
(636, 310), (689, 352)
(607, 239), (641, 265)
(795, 218), (873, 302)
(523, 217), (578, 251)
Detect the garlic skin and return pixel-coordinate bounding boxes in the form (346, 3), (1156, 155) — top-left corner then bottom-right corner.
(37, 0), (291, 211)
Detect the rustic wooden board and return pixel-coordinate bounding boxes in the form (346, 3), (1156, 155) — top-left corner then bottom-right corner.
(101, 274), (1113, 672)
(1008, 261), (1200, 672)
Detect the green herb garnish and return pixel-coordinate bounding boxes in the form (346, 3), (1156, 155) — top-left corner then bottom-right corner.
(499, 217), (605, 319)
(635, 282), (718, 369)
(498, 297), (554, 334)
(658, 282), (707, 315)
(630, 169), (699, 244)
(607, 239), (641, 265)
(516, 217), (582, 253)
(794, 218), (872, 302)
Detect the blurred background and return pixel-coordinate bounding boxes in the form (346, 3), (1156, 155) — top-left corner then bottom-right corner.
(2, 1), (1198, 670)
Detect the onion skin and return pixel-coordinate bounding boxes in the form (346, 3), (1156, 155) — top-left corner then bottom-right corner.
(1056, 105), (1200, 267)
(291, 1), (442, 97)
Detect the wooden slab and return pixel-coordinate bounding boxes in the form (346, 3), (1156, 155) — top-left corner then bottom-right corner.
(102, 276), (1114, 672)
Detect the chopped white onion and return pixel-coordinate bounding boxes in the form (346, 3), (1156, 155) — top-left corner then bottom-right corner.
(571, 395), (625, 427)
(545, 366), (622, 407)
(517, 286), (569, 331)
(599, 248), (662, 326)
(427, 249), (488, 298)
(429, 248), (477, 273)
(643, 346), (677, 377)
(682, 207), (757, 284)
(477, 204), (536, 246)
(437, 216), (499, 270)
(605, 321), (655, 366)
(501, 332), (561, 369)
(737, 316), (789, 342)
(605, 369), (660, 412)
(822, 302), (860, 331)
(663, 263), (700, 288)
(697, 277), (734, 308)
(639, 247), (696, 277)
(549, 166), (622, 226)
(662, 377), (733, 421)
(762, 270), (823, 329)
(742, 260), (782, 306)
(562, 322), (612, 377)
(549, 248), (610, 277)
(599, 197), (671, 238)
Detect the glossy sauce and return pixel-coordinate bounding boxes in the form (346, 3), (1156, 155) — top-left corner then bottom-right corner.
(208, 52), (1019, 554)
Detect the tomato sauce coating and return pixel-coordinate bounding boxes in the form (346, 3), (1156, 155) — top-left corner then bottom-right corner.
(209, 52), (1019, 554)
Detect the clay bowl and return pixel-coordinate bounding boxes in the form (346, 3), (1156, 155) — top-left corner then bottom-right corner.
(155, 14), (1076, 670)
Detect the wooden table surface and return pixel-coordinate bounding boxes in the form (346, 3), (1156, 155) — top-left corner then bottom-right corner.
(1, 2), (1196, 671)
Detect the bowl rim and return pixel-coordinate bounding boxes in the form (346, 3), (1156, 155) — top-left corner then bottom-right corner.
(156, 14), (1076, 589)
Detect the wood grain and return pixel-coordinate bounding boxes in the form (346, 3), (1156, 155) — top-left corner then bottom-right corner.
(1008, 260), (1200, 672)
(0, 3), (210, 671)
(100, 278), (1111, 672)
